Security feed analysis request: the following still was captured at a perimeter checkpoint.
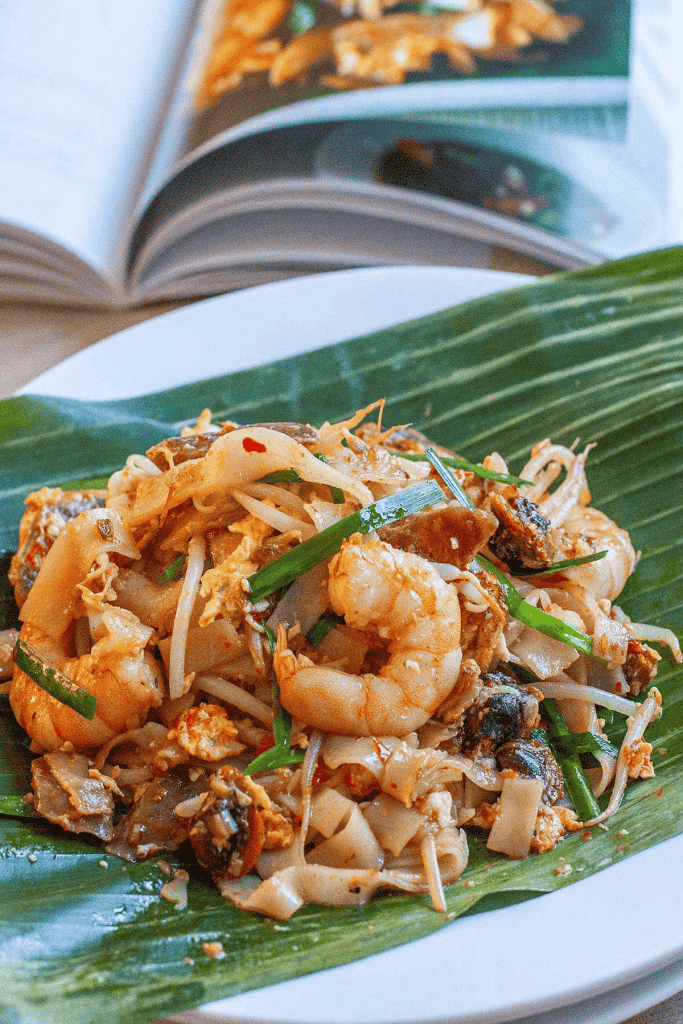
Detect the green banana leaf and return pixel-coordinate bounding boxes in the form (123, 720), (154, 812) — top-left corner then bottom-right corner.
(0, 247), (682, 1024)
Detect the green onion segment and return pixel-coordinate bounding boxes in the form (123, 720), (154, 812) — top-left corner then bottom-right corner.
(397, 450), (532, 486)
(244, 624), (305, 775)
(60, 475), (110, 490)
(158, 554), (185, 584)
(307, 612), (342, 646)
(15, 639), (97, 720)
(520, 551), (608, 576)
(482, 559), (595, 658)
(552, 730), (619, 760)
(424, 448), (596, 659)
(247, 480), (444, 603)
(261, 455), (348, 504)
(541, 698), (602, 822)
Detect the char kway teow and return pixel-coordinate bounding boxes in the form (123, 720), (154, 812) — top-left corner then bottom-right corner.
(2, 401), (679, 919)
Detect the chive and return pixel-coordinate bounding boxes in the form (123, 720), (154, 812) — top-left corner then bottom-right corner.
(158, 554), (185, 584)
(541, 698), (601, 821)
(60, 475), (110, 490)
(481, 558), (596, 658)
(312, 454), (345, 504)
(244, 623), (305, 775)
(247, 480), (444, 603)
(260, 454), (345, 503)
(519, 552), (608, 576)
(258, 469), (301, 484)
(16, 640), (97, 720)
(424, 448), (474, 508)
(307, 612), (343, 646)
(550, 730), (620, 760)
(244, 743), (305, 774)
(424, 448), (596, 659)
(397, 451), (533, 487)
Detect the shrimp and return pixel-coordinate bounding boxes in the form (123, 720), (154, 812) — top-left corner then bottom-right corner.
(276, 535), (462, 736)
(10, 608), (164, 753)
(517, 440), (637, 601)
(9, 506), (163, 753)
(560, 505), (637, 602)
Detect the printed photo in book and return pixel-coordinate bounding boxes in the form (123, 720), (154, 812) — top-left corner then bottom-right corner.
(0, 0), (672, 306)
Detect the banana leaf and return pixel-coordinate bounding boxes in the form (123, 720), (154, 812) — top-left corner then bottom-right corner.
(0, 247), (682, 1024)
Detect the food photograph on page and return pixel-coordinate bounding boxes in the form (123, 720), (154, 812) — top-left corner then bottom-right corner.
(1, 250), (682, 1024)
(190, 0), (628, 139)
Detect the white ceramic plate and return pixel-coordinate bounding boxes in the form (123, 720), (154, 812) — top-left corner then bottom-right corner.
(23, 266), (683, 1024)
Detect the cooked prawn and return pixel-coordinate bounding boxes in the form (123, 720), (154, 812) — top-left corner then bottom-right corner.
(517, 440), (637, 601)
(276, 535), (462, 736)
(9, 507), (163, 753)
(10, 607), (164, 753)
(560, 505), (637, 602)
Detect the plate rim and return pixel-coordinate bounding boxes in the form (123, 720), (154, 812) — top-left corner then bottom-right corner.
(19, 266), (534, 402)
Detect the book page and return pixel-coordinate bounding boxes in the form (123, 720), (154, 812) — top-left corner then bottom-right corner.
(627, 0), (683, 242)
(130, 0), (660, 281)
(0, 0), (198, 285)
(179, 0), (629, 153)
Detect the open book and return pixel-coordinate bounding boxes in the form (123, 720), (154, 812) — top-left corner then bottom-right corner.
(0, 0), (677, 306)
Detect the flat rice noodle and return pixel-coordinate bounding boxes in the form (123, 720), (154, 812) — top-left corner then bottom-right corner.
(126, 474), (170, 526)
(267, 561), (330, 635)
(184, 427), (373, 507)
(362, 793), (424, 856)
(321, 735), (390, 777)
(307, 803), (384, 870)
(257, 840), (303, 879)
(433, 822), (469, 882)
(382, 824), (468, 884)
(107, 770), (209, 862)
(114, 569), (183, 633)
(487, 776), (544, 859)
(508, 624), (579, 679)
(32, 750), (115, 841)
(308, 788), (355, 838)
(158, 619), (245, 675)
(20, 508), (140, 638)
(218, 863), (427, 921)
(380, 743), (464, 806)
(312, 624), (369, 675)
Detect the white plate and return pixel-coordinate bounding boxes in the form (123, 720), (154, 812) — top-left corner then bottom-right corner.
(23, 266), (683, 1024)
(24, 265), (530, 401)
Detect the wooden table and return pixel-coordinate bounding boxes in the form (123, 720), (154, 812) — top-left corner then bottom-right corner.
(2, 267), (682, 1024)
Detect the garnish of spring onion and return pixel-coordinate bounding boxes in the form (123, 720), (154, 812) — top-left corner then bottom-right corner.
(519, 552), (608, 576)
(541, 698), (602, 822)
(396, 450), (533, 486)
(158, 554), (212, 585)
(15, 639), (97, 720)
(539, 727), (619, 760)
(423, 448), (596, 659)
(60, 475), (110, 490)
(307, 612), (343, 646)
(482, 560), (596, 659)
(244, 624), (305, 774)
(260, 453), (345, 502)
(158, 554), (185, 584)
(247, 480), (444, 603)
